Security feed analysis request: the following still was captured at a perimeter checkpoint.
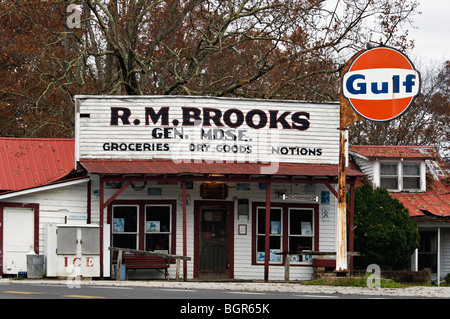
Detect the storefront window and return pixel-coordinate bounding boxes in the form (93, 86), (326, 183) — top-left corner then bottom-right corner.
(256, 208), (282, 263)
(289, 208), (314, 262)
(145, 205), (171, 254)
(112, 205), (138, 249)
(253, 203), (317, 265)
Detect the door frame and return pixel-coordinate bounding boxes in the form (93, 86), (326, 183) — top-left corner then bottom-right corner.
(0, 203), (39, 276)
(193, 200), (234, 279)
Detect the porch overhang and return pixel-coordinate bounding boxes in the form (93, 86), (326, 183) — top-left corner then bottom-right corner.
(79, 159), (364, 183)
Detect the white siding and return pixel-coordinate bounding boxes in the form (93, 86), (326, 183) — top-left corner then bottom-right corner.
(89, 177), (338, 281)
(441, 229), (450, 279)
(1, 183), (89, 256)
(352, 156), (375, 184)
(1, 176), (342, 281)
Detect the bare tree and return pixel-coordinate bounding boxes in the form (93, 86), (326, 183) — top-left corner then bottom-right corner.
(0, 0), (420, 137)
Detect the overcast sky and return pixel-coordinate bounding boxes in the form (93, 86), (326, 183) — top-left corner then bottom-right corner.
(407, 0), (450, 64)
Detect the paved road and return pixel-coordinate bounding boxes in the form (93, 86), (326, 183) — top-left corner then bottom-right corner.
(0, 280), (413, 300)
(0, 280), (443, 318)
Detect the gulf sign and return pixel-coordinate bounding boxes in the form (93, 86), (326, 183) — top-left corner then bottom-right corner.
(342, 47), (420, 122)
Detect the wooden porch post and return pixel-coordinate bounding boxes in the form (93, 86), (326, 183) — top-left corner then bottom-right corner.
(348, 179), (356, 275)
(264, 182), (271, 282)
(99, 175), (104, 279)
(182, 181), (187, 281)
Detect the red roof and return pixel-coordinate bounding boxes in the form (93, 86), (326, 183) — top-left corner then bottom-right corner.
(0, 138), (75, 192)
(80, 159), (364, 178)
(350, 144), (449, 218)
(349, 145), (435, 159)
(391, 177), (450, 217)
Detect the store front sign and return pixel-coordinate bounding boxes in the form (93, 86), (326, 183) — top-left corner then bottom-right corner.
(75, 96), (340, 165)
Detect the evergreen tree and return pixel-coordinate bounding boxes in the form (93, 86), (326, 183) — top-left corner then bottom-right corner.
(353, 184), (420, 270)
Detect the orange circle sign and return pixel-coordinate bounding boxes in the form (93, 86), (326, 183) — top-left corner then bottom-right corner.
(342, 47), (420, 122)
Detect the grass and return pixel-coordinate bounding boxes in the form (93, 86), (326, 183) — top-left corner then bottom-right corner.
(301, 274), (410, 288)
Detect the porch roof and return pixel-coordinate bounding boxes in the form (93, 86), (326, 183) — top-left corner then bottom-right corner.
(80, 159), (364, 179)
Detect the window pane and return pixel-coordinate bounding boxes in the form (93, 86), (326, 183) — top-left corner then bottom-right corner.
(380, 163), (397, 175)
(404, 177), (420, 189)
(418, 231), (437, 272)
(419, 231), (437, 253)
(380, 177), (398, 189)
(146, 206), (171, 233)
(256, 235), (281, 252)
(146, 234), (170, 252)
(256, 236), (281, 262)
(113, 206), (137, 232)
(403, 164), (420, 176)
(290, 209), (313, 235)
(112, 234), (137, 249)
(289, 236), (312, 252)
(257, 208), (281, 235)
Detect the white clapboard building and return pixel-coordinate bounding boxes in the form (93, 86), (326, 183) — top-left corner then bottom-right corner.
(0, 96), (363, 281)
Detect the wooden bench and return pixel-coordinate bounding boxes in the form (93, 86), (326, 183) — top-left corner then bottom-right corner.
(109, 247), (191, 281)
(122, 253), (171, 280)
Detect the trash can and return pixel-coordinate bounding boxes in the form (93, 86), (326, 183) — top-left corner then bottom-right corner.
(27, 254), (45, 279)
(114, 265), (126, 281)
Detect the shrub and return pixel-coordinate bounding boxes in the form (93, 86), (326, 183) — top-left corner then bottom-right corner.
(353, 184), (420, 270)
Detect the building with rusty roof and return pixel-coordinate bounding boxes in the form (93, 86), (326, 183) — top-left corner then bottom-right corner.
(349, 145), (450, 284)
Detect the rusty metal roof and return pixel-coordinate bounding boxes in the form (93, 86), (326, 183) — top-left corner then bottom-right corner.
(349, 145), (435, 159)
(391, 178), (450, 217)
(350, 144), (449, 218)
(80, 159), (364, 177)
(0, 138), (75, 192)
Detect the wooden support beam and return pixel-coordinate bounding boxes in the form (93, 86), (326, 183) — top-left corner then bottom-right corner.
(264, 182), (271, 282)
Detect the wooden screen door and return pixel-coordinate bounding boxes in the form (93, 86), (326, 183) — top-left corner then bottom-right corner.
(199, 208), (229, 279)
(2, 207), (35, 275)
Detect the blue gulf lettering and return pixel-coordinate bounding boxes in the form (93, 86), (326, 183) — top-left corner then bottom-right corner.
(346, 74), (366, 94)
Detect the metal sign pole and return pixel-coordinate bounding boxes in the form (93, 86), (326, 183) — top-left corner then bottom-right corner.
(337, 49), (364, 275)
(336, 127), (348, 273)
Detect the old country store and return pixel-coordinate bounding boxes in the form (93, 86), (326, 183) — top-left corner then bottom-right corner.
(75, 95), (364, 281)
(0, 96), (363, 281)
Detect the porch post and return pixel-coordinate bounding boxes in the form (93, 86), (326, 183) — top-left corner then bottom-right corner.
(99, 175), (104, 279)
(348, 179), (356, 275)
(182, 181), (187, 281)
(264, 182), (271, 282)
(438, 227), (441, 286)
(336, 128), (348, 274)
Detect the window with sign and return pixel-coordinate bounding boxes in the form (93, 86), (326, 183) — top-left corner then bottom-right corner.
(252, 203), (318, 265)
(112, 205), (138, 249)
(145, 205), (172, 254)
(255, 208), (282, 264)
(109, 201), (176, 254)
(288, 208), (314, 262)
